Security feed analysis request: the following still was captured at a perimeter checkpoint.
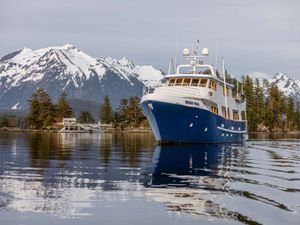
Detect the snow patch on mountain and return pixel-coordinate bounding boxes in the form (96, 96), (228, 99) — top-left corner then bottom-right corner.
(0, 44), (164, 110)
(269, 73), (300, 99)
(0, 44), (163, 89)
(250, 72), (300, 100)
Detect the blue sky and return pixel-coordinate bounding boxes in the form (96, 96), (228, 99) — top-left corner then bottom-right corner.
(1, 0), (299, 78)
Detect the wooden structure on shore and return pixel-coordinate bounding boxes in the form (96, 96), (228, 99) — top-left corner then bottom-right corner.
(59, 118), (112, 133)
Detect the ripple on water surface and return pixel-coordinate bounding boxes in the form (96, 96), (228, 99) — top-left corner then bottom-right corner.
(0, 132), (299, 225)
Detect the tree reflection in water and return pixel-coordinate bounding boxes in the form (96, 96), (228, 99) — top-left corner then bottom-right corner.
(2, 133), (297, 225)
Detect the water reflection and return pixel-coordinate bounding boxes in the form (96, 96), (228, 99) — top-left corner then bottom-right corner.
(144, 144), (259, 224)
(148, 144), (235, 187)
(0, 133), (299, 225)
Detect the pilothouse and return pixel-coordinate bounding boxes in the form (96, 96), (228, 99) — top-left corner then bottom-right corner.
(141, 45), (247, 143)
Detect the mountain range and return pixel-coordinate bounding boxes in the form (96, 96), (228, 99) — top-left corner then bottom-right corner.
(249, 72), (300, 100)
(0, 44), (163, 111)
(1, 45), (300, 117)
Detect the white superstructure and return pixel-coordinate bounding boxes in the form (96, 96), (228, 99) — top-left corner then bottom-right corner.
(142, 48), (246, 122)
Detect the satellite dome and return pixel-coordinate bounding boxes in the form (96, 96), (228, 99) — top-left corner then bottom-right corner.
(183, 48), (190, 56)
(202, 48), (209, 56)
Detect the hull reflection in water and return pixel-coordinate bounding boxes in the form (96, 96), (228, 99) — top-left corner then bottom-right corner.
(148, 144), (235, 187)
(1, 133), (300, 225)
(145, 144), (257, 223)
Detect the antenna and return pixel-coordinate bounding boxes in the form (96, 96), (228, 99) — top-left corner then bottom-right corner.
(236, 81), (239, 98)
(214, 39), (218, 75)
(174, 32), (178, 70)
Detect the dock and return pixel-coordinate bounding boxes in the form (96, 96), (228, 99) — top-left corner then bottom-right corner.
(59, 118), (112, 133)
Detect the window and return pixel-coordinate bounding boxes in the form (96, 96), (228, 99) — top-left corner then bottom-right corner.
(227, 109), (231, 119)
(233, 110), (239, 120)
(178, 66), (212, 75)
(209, 80), (217, 90)
(179, 67), (193, 74)
(222, 106), (231, 119)
(191, 78), (199, 86)
(223, 87), (230, 96)
(241, 111), (246, 120)
(175, 78), (183, 86)
(168, 78), (176, 86)
(200, 79), (208, 87)
(182, 78), (191, 86)
(211, 105), (218, 114)
(222, 106), (226, 117)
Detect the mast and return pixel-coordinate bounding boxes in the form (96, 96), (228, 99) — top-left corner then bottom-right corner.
(222, 58), (228, 119)
(174, 33), (178, 70)
(241, 83), (247, 120)
(214, 39), (218, 76)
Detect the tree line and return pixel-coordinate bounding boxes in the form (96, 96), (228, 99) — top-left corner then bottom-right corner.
(2, 79), (300, 132)
(23, 88), (147, 129)
(242, 75), (300, 132)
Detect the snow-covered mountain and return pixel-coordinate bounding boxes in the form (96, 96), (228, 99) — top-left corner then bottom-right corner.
(0, 44), (164, 110)
(250, 72), (300, 100)
(269, 73), (300, 100)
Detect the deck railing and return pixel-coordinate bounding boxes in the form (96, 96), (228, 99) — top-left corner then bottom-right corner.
(143, 84), (162, 95)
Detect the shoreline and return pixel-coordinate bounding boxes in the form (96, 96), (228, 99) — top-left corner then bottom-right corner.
(0, 127), (152, 133)
(248, 131), (300, 134)
(1, 127), (300, 134)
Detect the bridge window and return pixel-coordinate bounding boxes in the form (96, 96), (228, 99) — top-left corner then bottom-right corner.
(191, 78), (199, 86)
(175, 78), (183, 86)
(182, 78), (191, 86)
(168, 78), (176, 86)
(167, 77), (213, 88)
(199, 79), (208, 87)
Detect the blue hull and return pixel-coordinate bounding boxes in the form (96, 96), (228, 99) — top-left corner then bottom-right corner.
(141, 100), (247, 144)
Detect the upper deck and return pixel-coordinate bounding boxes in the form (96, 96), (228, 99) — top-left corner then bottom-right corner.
(165, 64), (234, 88)
(141, 46), (246, 121)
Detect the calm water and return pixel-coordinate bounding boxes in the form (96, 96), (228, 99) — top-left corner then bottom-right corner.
(0, 132), (299, 225)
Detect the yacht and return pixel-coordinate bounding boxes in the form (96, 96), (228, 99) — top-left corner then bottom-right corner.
(140, 46), (247, 143)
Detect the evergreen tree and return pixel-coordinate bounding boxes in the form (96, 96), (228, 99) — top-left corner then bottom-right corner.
(78, 111), (95, 123)
(56, 92), (73, 121)
(244, 75), (257, 131)
(295, 102), (300, 130)
(262, 79), (270, 90)
(265, 84), (284, 130)
(100, 95), (113, 124)
(254, 78), (264, 124)
(0, 117), (10, 128)
(286, 97), (294, 130)
(115, 98), (129, 124)
(27, 95), (41, 128)
(27, 88), (54, 128)
(114, 96), (146, 128)
(127, 96), (144, 126)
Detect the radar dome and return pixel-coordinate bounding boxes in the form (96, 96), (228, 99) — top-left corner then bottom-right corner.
(202, 48), (209, 56)
(183, 48), (190, 56)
